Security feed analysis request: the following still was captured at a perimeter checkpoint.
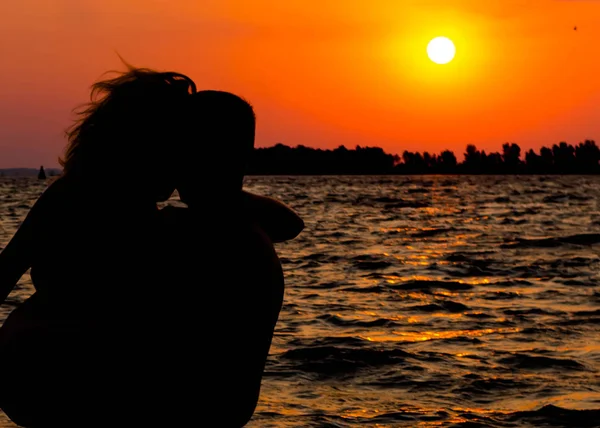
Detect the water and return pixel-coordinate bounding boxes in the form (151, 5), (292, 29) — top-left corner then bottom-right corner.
(1, 175), (600, 427)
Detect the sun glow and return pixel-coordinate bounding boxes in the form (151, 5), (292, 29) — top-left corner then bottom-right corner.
(427, 37), (456, 64)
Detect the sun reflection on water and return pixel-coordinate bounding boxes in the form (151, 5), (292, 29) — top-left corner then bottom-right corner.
(362, 327), (521, 343)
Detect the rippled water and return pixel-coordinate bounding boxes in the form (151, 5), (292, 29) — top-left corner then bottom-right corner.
(1, 175), (600, 427)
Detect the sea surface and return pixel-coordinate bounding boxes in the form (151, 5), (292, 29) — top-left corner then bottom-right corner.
(1, 175), (600, 427)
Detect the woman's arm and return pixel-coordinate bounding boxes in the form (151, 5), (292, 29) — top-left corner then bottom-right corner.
(0, 177), (66, 304)
(242, 191), (304, 243)
(0, 214), (35, 304)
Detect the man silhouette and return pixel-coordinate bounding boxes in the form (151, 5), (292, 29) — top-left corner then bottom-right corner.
(155, 90), (292, 427)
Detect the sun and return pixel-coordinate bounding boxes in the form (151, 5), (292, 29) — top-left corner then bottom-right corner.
(427, 37), (456, 64)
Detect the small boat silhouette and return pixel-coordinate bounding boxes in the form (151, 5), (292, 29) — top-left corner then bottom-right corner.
(38, 166), (46, 180)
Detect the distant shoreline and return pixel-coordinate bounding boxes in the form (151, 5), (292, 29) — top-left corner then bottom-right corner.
(0, 168), (61, 178)
(3, 171), (600, 178)
(245, 142), (600, 175)
(3, 140), (600, 176)
(3, 172), (600, 178)
(244, 172), (600, 176)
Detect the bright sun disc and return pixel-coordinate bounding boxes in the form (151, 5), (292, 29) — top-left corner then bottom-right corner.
(427, 37), (456, 64)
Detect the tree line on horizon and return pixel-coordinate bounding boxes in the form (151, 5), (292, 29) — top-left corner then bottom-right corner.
(246, 141), (600, 174)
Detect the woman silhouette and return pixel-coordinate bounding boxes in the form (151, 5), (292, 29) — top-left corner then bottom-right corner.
(0, 66), (196, 426)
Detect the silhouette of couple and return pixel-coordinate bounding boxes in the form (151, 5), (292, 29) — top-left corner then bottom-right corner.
(0, 66), (304, 427)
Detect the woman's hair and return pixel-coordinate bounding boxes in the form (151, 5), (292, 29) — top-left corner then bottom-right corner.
(60, 65), (197, 182)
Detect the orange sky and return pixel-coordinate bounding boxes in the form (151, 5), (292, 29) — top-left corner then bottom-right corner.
(1, 0), (600, 167)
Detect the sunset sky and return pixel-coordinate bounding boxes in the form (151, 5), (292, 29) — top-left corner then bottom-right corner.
(2, 0), (600, 168)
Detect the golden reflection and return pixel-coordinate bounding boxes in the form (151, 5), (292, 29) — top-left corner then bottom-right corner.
(359, 311), (379, 317)
(405, 260), (430, 266)
(341, 409), (379, 419)
(450, 233), (477, 246)
(404, 254), (432, 267)
(434, 291), (455, 297)
(422, 207), (442, 215)
(380, 227), (410, 234)
(396, 275), (434, 282)
(468, 311), (487, 317)
(381, 274), (401, 285)
(459, 278), (490, 285)
(361, 327), (521, 343)
(339, 400), (560, 426)
(409, 313), (466, 323)
(341, 403), (522, 425)
(463, 217), (488, 224)
(392, 291), (432, 301)
(455, 405), (517, 415)
(581, 343), (600, 353)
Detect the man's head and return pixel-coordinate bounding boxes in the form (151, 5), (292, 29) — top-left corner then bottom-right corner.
(177, 90), (256, 206)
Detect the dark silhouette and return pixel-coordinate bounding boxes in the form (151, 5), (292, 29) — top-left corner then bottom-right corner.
(247, 143), (399, 174)
(37, 166), (46, 180)
(0, 67), (198, 427)
(153, 90), (302, 426)
(0, 69), (303, 427)
(244, 141), (600, 175)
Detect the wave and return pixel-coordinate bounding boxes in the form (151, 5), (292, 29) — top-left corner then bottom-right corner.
(353, 196), (430, 209)
(412, 227), (457, 238)
(503, 308), (561, 316)
(351, 255), (393, 271)
(384, 200), (430, 209)
(286, 336), (367, 348)
(456, 377), (531, 396)
(556, 317), (600, 327)
(340, 285), (386, 293)
(483, 291), (523, 300)
(317, 314), (396, 328)
(408, 300), (470, 313)
(506, 404), (600, 428)
(389, 280), (474, 292)
(353, 260), (393, 270)
(572, 309), (600, 317)
(497, 354), (587, 371)
(280, 346), (413, 375)
(543, 194), (591, 203)
(502, 233), (600, 249)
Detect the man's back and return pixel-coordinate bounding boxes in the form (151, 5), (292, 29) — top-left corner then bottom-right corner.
(159, 207), (284, 426)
